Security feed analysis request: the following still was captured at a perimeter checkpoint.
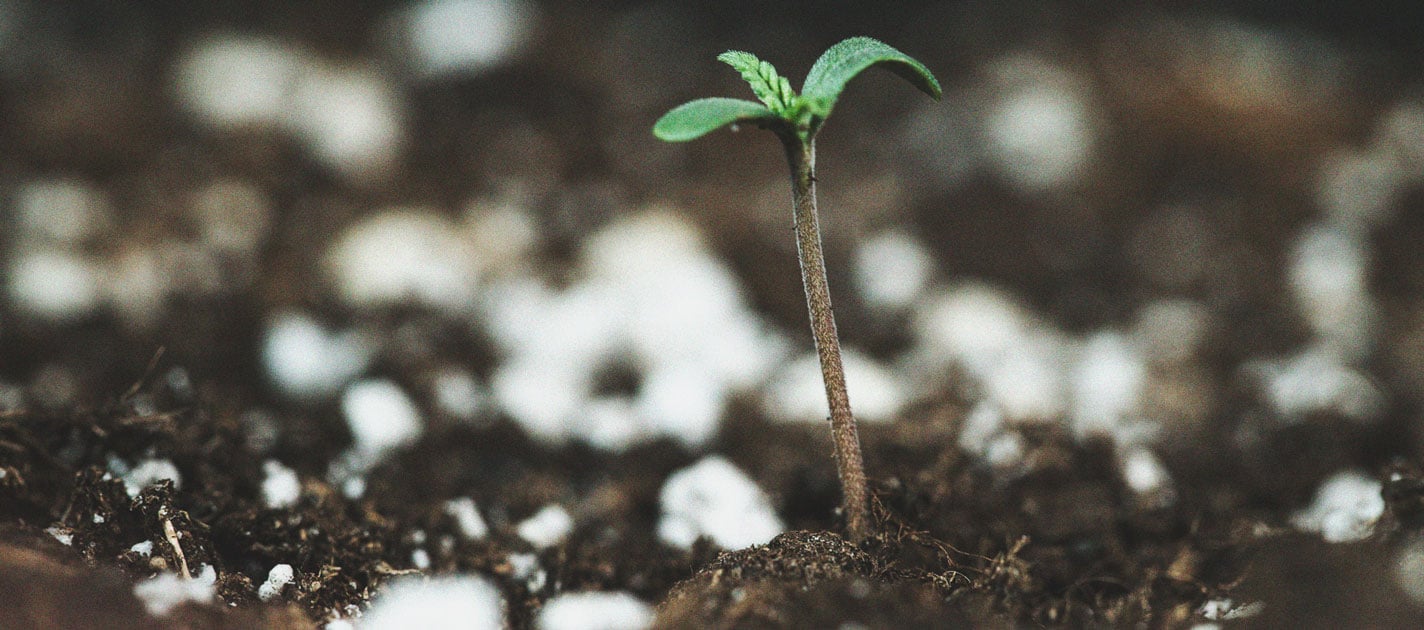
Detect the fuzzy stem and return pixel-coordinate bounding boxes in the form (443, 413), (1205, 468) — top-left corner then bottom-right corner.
(782, 135), (870, 542)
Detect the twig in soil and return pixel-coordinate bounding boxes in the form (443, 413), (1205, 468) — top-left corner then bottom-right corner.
(654, 37), (940, 542)
(120, 346), (167, 403)
(163, 518), (192, 579)
(115, 412), (181, 432)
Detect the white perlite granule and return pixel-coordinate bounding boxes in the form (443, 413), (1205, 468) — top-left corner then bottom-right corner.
(658, 456), (784, 550)
(400, 0), (532, 78)
(45, 526), (73, 546)
(516, 504), (573, 549)
(261, 460), (301, 509)
(852, 230), (935, 313)
(536, 591), (654, 630)
(122, 459), (182, 498)
(342, 379), (424, 457)
(262, 312), (374, 401)
(1290, 470), (1384, 543)
(258, 564), (294, 602)
(130, 540), (154, 557)
(764, 349), (906, 425)
(324, 209), (480, 312)
(443, 497), (489, 540)
(362, 574), (503, 630)
(133, 565), (217, 617)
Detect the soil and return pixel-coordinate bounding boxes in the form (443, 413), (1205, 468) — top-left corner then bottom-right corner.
(4, 1), (1424, 629)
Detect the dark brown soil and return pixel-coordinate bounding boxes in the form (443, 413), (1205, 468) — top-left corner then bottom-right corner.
(5, 390), (1423, 627)
(4, 1), (1424, 629)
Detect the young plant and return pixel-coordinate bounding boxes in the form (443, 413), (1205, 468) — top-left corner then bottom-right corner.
(653, 37), (940, 542)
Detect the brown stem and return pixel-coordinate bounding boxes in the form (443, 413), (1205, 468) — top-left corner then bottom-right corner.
(782, 135), (870, 542)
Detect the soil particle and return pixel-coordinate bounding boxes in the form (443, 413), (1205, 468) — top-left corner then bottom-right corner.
(655, 530), (964, 629)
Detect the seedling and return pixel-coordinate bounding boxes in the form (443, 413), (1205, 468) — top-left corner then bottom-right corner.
(654, 37), (940, 542)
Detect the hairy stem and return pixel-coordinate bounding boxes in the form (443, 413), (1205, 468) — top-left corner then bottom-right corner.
(782, 135), (870, 542)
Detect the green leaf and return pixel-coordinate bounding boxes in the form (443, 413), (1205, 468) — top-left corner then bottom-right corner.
(653, 97), (778, 142)
(801, 36), (942, 118)
(717, 51), (798, 114)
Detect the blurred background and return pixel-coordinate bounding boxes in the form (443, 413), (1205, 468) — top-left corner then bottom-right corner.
(3, 0), (1424, 565)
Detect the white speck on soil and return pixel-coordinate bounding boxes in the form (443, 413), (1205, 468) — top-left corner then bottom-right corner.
(984, 432), (1025, 469)
(258, 564), (294, 602)
(102, 246), (167, 328)
(262, 312), (374, 401)
(341, 475), (367, 500)
(285, 62), (404, 182)
(177, 32), (405, 189)
(359, 574), (504, 630)
(133, 565), (217, 618)
(432, 368), (484, 420)
(1070, 331), (1146, 439)
(958, 402), (1005, 454)
(516, 504), (573, 550)
(342, 379), (424, 458)
(400, 0), (532, 78)
(325, 209), (480, 312)
(1120, 448), (1172, 497)
(191, 178), (272, 256)
(912, 283), (1033, 377)
(1288, 223), (1375, 359)
(122, 459), (182, 498)
(45, 525), (72, 546)
(764, 348), (906, 424)
(1377, 99), (1424, 173)
(489, 210), (788, 450)
(1132, 299), (1210, 365)
(1316, 146), (1405, 229)
(7, 247), (103, 322)
(1394, 538), (1424, 605)
(15, 177), (109, 246)
(635, 365), (725, 448)
(852, 230), (934, 314)
(536, 591), (654, 630)
(174, 35), (303, 129)
(980, 330), (1069, 421)
(579, 396), (642, 452)
(588, 211), (784, 391)
(1225, 602), (1265, 620)
(491, 350), (593, 444)
(1198, 598), (1233, 620)
(506, 552), (547, 591)
(1290, 469), (1384, 543)
(443, 497), (489, 540)
(411, 548), (431, 570)
(1249, 347), (1384, 421)
(658, 456), (784, 550)
(241, 409), (281, 454)
(0, 382), (22, 411)
(462, 198), (539, 273)
(984, 55), (1093, 192)
(130, 540), (154, 557)
(507, 552), (539, 582)
(261, 460), (301, 509)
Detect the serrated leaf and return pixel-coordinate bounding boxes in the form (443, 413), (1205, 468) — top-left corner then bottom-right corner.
(653, 97), (778, 142)
(718, 50), (797, 114)
(801, 36), (941, 118)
